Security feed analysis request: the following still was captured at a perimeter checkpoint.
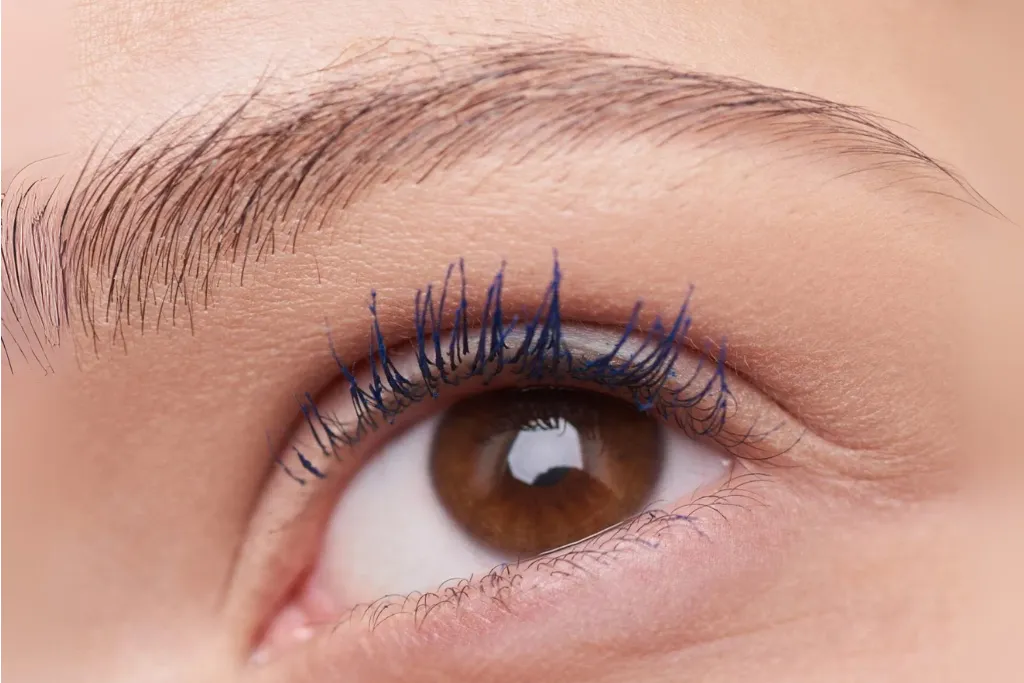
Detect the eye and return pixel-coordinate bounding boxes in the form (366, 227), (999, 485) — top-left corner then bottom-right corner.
(317, 387), (732, 603)
(250, 257), (787, 658)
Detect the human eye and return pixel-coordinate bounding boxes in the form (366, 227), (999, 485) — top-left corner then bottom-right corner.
(242, 256), (800, 666)
(7, 26), (1000, 683)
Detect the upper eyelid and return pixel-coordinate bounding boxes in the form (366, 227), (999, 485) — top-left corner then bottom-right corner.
(274, 258), (815, 495)
(290, 259), (729, 466)
(271, 257), (931, 500)
(0, 37), (985, 373)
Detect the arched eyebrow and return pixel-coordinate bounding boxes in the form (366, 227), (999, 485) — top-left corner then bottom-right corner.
(0, 39), (985, 371)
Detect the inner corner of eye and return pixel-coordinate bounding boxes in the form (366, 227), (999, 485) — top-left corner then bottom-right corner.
(288, 387), (733, 620)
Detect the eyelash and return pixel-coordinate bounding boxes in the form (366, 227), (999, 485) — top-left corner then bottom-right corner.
(279, 254), (748, 486)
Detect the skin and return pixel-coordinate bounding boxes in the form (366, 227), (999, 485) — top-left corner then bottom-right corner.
(3, 2), (1023, 682)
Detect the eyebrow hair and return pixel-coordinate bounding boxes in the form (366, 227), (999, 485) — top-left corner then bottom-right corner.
(0, 38), (986, 371)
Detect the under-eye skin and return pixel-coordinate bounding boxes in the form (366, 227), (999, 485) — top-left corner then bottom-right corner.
(251, 255), (799, 659)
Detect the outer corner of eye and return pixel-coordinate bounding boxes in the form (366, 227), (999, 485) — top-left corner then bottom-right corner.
(254, 384), (735, 660)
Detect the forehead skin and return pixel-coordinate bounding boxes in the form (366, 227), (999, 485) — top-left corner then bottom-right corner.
(2, 2), (1022, 683)
(5, 1), (1020, 214)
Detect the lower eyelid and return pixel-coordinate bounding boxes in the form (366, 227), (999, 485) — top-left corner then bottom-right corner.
(248, 465), (776, 678)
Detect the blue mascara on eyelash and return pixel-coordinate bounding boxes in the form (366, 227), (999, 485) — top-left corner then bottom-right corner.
(291, 253), (732, 479)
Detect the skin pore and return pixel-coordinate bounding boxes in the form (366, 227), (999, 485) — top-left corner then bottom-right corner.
(3, 2), (1022, 682)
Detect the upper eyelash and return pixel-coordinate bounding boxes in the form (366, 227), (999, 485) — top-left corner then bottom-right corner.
(281, 254), (735, 485)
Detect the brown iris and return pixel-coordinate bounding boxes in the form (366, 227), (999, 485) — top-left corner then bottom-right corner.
(429, 388), (663, 556)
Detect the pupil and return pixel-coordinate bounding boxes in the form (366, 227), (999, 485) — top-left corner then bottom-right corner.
(531, 466), (574, 487)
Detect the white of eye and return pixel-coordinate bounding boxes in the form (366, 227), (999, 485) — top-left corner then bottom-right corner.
(316, 409), (731, 605)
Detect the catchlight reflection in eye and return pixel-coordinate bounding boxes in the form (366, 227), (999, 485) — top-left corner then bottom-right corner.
(316, 387), (732, 604)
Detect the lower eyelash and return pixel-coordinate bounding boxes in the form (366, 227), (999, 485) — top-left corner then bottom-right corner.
(285, 253), (739, 484)
(336, 470), (771, 633)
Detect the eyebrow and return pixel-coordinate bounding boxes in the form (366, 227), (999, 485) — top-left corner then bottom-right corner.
(0, 38), (985, 371)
